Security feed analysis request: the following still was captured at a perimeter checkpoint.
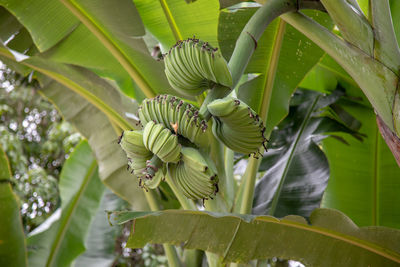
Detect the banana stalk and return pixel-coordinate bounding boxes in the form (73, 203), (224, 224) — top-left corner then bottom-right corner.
(320, 0), (374, 55)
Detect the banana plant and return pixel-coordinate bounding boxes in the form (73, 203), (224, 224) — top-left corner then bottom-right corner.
(1, 0), (400, 266)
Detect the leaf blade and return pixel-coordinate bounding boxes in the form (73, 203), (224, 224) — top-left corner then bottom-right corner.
(112, 209), (400, 265)
(0, 146), (27, 267)
(27, 141), (105, 267)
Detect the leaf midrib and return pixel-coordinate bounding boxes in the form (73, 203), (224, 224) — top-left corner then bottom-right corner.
(0, 48), (132, 131)
(159, 0), (182, 41)
(125, 210), (400, 263)
(60, 0), (156, 98)
(268, 95), (321, 216)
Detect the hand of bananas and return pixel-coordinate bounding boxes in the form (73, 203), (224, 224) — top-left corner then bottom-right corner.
(118, 38), (267, 201)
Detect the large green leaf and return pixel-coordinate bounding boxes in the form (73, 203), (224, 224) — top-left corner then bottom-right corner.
(219, 7), (333, 132)
(0, 46), (134, 129)
(0, 48), (148, 209)
(27, 141), (105, 267)
(74, 189), (123, 266)
(0, 0), (79, 51)
(322, 100), (400, 229)
(0, 7), (137, 97)
(0, 145), (27, 267)
(39, 76), (147, 209)
(134, 0), (220, 48)
(0, 1), (173, 99)
(40, 23), (141, 98)
(111, 209), (400, 266)
(253, 90), (354, 218)
(58, 0), (174, 98)
(301, 54), (400, 229)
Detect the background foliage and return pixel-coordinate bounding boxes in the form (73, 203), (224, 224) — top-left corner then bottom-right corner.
(0, 0), (399, 266)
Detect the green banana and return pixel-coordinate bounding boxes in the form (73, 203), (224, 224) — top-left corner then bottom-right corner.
(142, 121), (181, 163)
(207, 97), (268, 156)
(168, 147), (218, 201)
(162, 37), (233, 96)
(138, 94), (210, 148)
(118, 130), (165, 190)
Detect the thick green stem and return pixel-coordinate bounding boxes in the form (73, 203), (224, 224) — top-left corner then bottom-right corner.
(320, 0), (374, 55)
(228, 0), (297, 88)
(199, 85), (231, 120)
(224, 148), (235, 210)
(60, 0), (156, 98)
(239, 156), (262, 214)
(370, 0), (400, 75)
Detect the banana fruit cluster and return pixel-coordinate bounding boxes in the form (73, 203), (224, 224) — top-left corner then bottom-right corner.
(119, 94), (218, 200)
(118, 38), (269, 202)
(207, 97), (268, 156)
(143, 121), (181, 163)
(168, 147), (218, 200)
(162, 37), (233, 97)
(139, 94), (210, 148)
(118, 130), (164, 189)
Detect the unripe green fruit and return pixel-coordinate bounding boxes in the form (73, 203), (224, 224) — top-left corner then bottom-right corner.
(163, 37), (233, 97)
(139, 94), (211, 148)
(118, 130), (164, 190)
(207, 97), (268, 155)
(143, 121), (181, 163)
(168, 147), (218, 200)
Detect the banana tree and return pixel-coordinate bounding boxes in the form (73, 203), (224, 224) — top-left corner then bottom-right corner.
(0, 0), (400, 266)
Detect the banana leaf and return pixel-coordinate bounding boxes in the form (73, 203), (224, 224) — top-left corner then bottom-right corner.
(110, 208), (400, 266)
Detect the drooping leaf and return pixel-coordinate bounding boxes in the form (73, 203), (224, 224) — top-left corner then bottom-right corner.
(219, 7), (333, 132)
(110, 209), (400, 266)
(74, 189), (123, 267)
(0, 145), (27, 267)
(0, 48), (148, 209)
(40, 23), (142, 98)
(253, 89), (361, 217)
(27, 141), (105, 267)
(0, 2), (172, 99)
(58, 0), (174, 98)
(322, 100), (400, 229)
(134, 0), (220, 49)
(300, 54), (400, 229)
(39, 77), (148, 209)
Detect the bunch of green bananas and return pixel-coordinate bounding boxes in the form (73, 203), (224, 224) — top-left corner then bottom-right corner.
(163, 37), (233, 97)
(207, 97), (268, 156)
(118, 130), (164, 189)
(168, 147), (218, 200)
(143, 121), (181, 163)
(139, 94), (211, 148)
(120, 94), (218, 200)
(118, 38), (267, 201)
